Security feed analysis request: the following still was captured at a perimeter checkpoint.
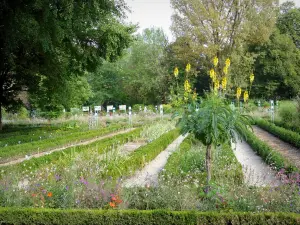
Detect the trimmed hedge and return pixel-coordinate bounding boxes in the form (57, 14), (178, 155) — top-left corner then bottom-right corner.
(273, 119), (300, 134)
(0, 208), (299, 225)
(105, 129), (180, 178)
(2, 128), (142, 174)
(0, 124), (126, 163)
(238, 126), (298, 172)
(255, 119), (300, 149)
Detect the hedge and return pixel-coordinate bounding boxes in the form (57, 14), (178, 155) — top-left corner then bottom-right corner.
(238, 126), (298, 173)
(0, 124), (127, 163)
(1, 128), (142, 175)
(255, 119), (300, 148)
(0, 208), (299, 225)
(104, 129), (180, 178)
(273, 119), (300, 134)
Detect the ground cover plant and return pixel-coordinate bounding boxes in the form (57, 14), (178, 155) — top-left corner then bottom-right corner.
(0, 124), (126, 163)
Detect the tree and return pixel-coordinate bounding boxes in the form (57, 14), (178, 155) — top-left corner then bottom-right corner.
(0, 0), (135, 129)
(178, 93), (251, 188)
(250, 30), (300, 98)
(88, 28), (170, 106)
(170, 0), (277, 87)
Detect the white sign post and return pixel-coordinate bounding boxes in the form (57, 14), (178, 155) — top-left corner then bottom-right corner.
(106, 105), (113, 116)
(160, 104), (163, 117)
(270, 100), (275, 122)
(119, 105), (126, 113)
(94, 106), (101, 112)
(82, 106), (89, 112)
(128, 106), (132, 125)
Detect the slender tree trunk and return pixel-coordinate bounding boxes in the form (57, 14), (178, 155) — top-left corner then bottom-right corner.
(0, 101), (2, 131)
(206, 144), (212, 185)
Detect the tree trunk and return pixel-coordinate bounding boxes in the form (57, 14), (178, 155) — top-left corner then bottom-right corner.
(0, 101), (2, 131)
(206, 144), (212, 185)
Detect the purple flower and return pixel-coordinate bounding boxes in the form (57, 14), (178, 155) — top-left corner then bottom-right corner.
(55, 174), (61, 181)
(65, 186), (69, 191)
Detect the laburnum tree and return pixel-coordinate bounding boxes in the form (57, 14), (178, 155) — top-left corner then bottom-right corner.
(0, 0), (135, 129)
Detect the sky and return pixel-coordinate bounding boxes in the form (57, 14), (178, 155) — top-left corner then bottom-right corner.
(125, 0), (300, 42)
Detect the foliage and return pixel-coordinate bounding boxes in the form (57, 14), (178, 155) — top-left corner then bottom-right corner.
(103, 129), (180, 178)
(250, 30), (300, 98)
(178, 94), (251, 146)
(255, 119), (300, 149)
(0, 0), (135, 129)
(0, 208), (299, 225)
(1, 128), (142, 175)
(88, 28), (170, 106)
(0, 124), (127, 163)
(237, 123), (297, 172)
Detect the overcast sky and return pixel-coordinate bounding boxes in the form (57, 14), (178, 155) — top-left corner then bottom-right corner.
(125, 0), (300, 42)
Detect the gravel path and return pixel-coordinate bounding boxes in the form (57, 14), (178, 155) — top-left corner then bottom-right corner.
(123, 135), (186, 187)
(0, 128), (135, 167)
(232, 139), (280, 187)
(253, 126), (300, 169)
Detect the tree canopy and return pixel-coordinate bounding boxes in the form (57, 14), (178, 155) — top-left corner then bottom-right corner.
(0, 0), (135, 128)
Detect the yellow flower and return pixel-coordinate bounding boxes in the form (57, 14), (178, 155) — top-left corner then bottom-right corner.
(214, 80), (220, 91)
(209, 69), (216, 80)
(174, 67), (179, 78)
(223, 66), (228, 75)
(244, 91), (249, 102)
(250, 73), (254, 83)
(185, 63), (191, 72)
(213, 56), (218, 67)
(221, 77), (227, 90)
(225, 58), (230, 68)
(184, 80), (191, 93)
(236, 87), (242, 99)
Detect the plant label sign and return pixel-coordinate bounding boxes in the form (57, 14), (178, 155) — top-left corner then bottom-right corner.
(82, 106), (89, 112)
(94, 106), (101, 111)
(119, 105), (126, 111)
(270, 100), (274, 110)
(160, 104), (163, 115)
(107, 105), (114, 112)
(258, 100), (261, 107)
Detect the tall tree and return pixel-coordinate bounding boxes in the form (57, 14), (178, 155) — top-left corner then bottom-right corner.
(170, 0), (277, 88)
(0, 0), (134, 129)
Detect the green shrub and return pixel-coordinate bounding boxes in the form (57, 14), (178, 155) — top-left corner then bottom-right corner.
(255, 119), (300, 149)
(238, 125), (297, 172)
(0, 208), (299, 225)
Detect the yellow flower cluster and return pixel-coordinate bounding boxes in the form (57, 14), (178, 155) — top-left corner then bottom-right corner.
(236, 87), (242, 99)
(222, 77), (227, 90)
(213, 56), (218, 67)
(192, 90), (197, 100)
(225, 58), (230, 68)
(184, 80), (192, 93)
(214, 80), (220, 91)
(186, 63), (191, 72)
(250, 73), (254, 83)
(244, 91), (249, 102)
(174, 67), (179, 78)
(209, 69), (216, 82)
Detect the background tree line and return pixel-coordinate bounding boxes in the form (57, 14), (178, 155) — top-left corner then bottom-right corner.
(1, 0), (300, 128)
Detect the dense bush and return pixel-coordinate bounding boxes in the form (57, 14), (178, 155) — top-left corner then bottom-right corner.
(255, 119), (300, 149)
(273, 120), (300, 134)
(0, 208), (299, 225)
